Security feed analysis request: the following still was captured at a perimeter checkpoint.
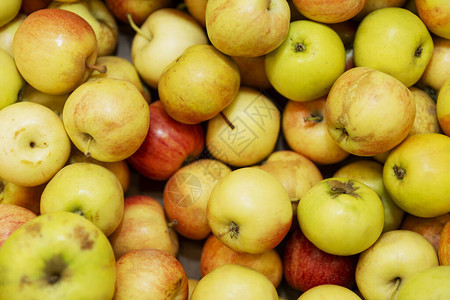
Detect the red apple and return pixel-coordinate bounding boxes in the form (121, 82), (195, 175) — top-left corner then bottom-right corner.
(0, 203), (37, 247)
(438, 221), (450, 265)
(283, 228), (359, 292)
(21, 0), (52, 14)
(127, 100), (205, 181)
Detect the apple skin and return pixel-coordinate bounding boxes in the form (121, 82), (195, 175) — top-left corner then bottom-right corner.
(0, 47), (24, 110)
(418, 36), (450, 93)
(291, 0), (366, 23)
(438, 221), (450, 265)
(282, 97), (350, 165)
(185, 0), (207, 27)
(415, 0), (450, 39)
(0, 203), (37, 247)
(163, 159), (231, 240)
(400, 213), (450, 253)
(231, 55), (272, 91)
(13, 8), (99, 95)
(0, 211), (116, 300)
(21, 83), (69, 118)
(114, 248), (188, 300)
(352, 0), (408, 22)
(355, 230), (439, 300)
(409, 87), (441, 135)
(127, 100), (205, 181)
(200, 234), (283, 288)
(205, 0), (290, 57)
(265, 20), (346, 102)
(382, 133), (450, 218)
(437, 77), (450, 136)
(325, 67), (415, 157)
(105, 0), (172, 26)
(0, 13), (26, 57)
(20, 0), (52, 14)
(397, 265), (450, 300)
(108, 195), (179, 259)
(353, 7), (433, 87)
(0, 0), (21, 27)
(0, 179), (44, 215)
(283, 228), (358, 293)
(298, 284), (362, 300)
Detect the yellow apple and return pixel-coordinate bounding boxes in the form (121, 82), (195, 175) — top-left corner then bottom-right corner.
(0, 0), (21, 27)
(436, 77), (450, 136)
(418, 36), (450, 93)
(21, 83), (69, 117)
(184, 0), (207, 27)
(188, 278), (199, 300)
(0, 178), (44, 215)
(415, 0), (450, 39)
(291, 0), (366, 23)
(298, 284), (362, 300)
(231, 55), (272, 90)
(0, 13), (26, 56)
(409, 87), (441, 135)
(0, 47), (24, 110)
(397, 265), (450, 300)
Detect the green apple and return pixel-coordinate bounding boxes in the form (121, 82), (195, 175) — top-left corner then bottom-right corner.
(291, 0), (366, 23)
(207, 167), (292, 254)
(62, 78), (150, 162)
(333, 160), (405, 233)
(205, 0), (290, 57)
(13, 8), (99, 95)
(0, 211), (116, 300)
(353, 7), (433, 87)
(355, 230), (439, 300)
(298, 284), (362, 300)
(265, 20), (346, 102)
(191, 264), (278, 300)
(0, 47), (23, 110)
(158, 44), (240, 124)
(383, 133), (450, 218)
(325, 67), (415, 156)
(397, 265), (450, 300)
(298, 177), (384, 256)
(415, 0), (450, 39)
(0, 0), (21, 27)
(0, 102), (71, 187)
(206, 87), (280, 167)
(0, 13), (26, 56)
(40, 162), (124, 236)
(437, 77), (450, 136)
(131, 8), (208, 89)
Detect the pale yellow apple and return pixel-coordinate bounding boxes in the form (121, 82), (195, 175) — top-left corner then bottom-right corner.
(21, 83), (69, 117)
(0, 102), (71, 187)
(353, 7), (434, 87)
(158, 44), (240, 124)
(0, 13), (26, 56)
(231, 55), (272, 90)
(437, 77), (450, 136)
(206, 87), (280, 167)
(185, 0), (207, 27)
(13, 8), (100, 95)
(188, 278), (199, 300)
(298, 284), (362, 300)
(207, 167), (292, 254)
(0, 178), (44, 215)
(325, 67), (415, 156)
(397, 265), (450, 300)
(418, 36), (450, 92)
(415, 0), (450, 39)
(191, 264), (278, 300)
(409, 87), (441, 135)
(0, 47), (24, 110)
(205, 0), (291, 57)
(131, 8), (208, 89)
(0, 0), (21, 27)
(62, 78), (150, 162)
(292, 0), (366, 23)
(352, 0), (408, 22)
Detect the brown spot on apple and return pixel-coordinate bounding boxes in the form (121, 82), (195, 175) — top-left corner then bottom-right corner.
(25, 222), (42, 236)
(73, 225), (95, 250)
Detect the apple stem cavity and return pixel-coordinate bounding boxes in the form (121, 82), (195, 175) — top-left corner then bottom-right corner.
(167, 219), (178, 228)
(218, 221), (240, 239)
(44, 254), (66, 285)
(303, 114), (323, 122)
(86, 63), (107, 74)
(127, 13), (152, 41)
(84, 136), (93, 158)
(393, 165), (406, 180)
(336, 127), (349, 143)
(73, 208), (85, 218)
(220, 112), (235, 130)
(295, 42), (306, 52)
(415, 46), (423, 58)
(328, 180), (361, 198)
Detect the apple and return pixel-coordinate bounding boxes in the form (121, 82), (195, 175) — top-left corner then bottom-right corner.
(397, 265), (450, 300)
(409, 87), (441, 135)
(20, 0), (51, 14)
(355, 230), (439, 300)
(415, 0), (450, 39)
(282, 97), (350, 165)
(40, 162), (124, 236)
(0, 179), (44, 215)
(400, 213), (450, 253)
(0, 211), (116, 300)
(0, 47), (24, 110)
(418, 36), (450, 93)
(0, 0), (21, 27)
(438, 221), (450, 265)
(325, 67), (416, 156)
(62, 78), (150, 162)
(0, 101), (71, 187)
(352, 0), (408, 21)
(108, 195), (179, 259)
(200, 234), (283, 288)
(0, 13), (26, 56)
(265, 20), (346, 102)
(328, 20), (358, 49)
(158, 44), (240, 124)
(206, 87), (280, 167)
(207, 167), (292, 254)
(188, 278), (199, 300)
(353, 7), (433, 87)
(383, 133), (450, 218)
(21, 83), (69, 117)
(437, 77), (450, 136)
(105, 0), (172, 26)
(86, 55), (150, 102)
(231, 55), (272, 90)
(184, 0), (207, 27)
(0, 203), (36, 247)
(333, 159), (405, 233)
(163, 159), (231, 240)
(291, 0), (366, 23)
(131, 8), (208, 89)
(298, 177), (385, 256)
(297, 284), (362, 300)
(205, 0), (290, 57)
(13, 8), (101, 95)
(48, 0), (119, 56)
(283, 228), (358, 292)
(115, 248), (188, 300)
(191, 264), (278, 300)
(127, 100), (205, 181)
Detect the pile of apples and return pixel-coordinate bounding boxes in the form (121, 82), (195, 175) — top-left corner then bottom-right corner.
(1, 0), (450, 299)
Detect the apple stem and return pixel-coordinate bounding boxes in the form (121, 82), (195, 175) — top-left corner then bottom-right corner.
(167, 219), (178, 228)
(84, 136), (93, 158)
(220, 112), (235, 130)
(303, 115), (323, 122)
(127, 13), (152, 41)
(218, 221), (239, 239)
(86, 63), (107, 74)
